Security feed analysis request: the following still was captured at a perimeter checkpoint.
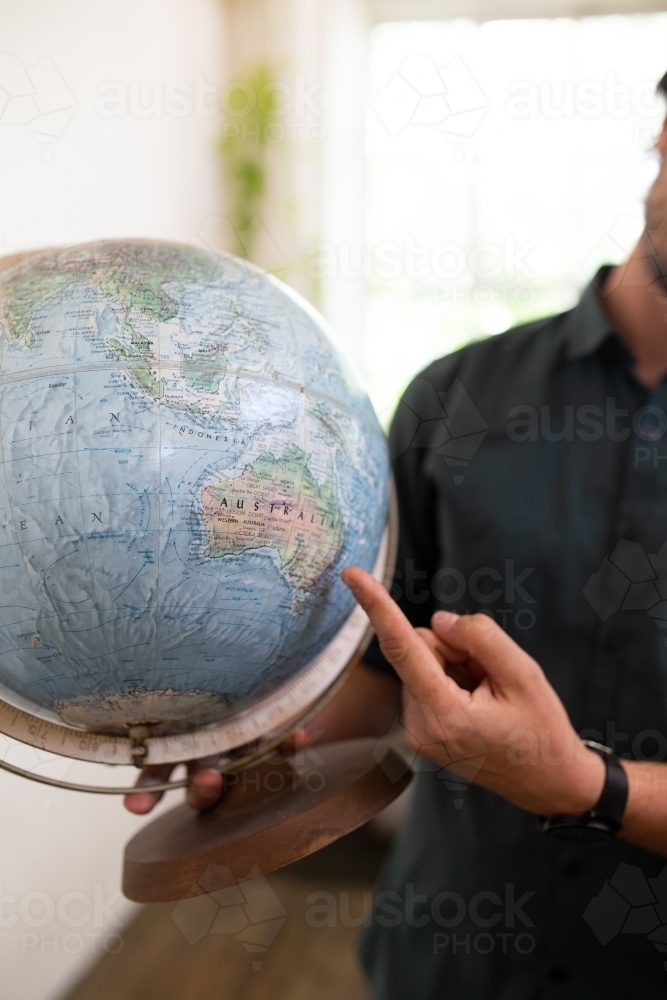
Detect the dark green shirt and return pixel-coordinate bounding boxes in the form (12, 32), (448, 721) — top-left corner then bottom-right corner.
(361, 268), (667, 1000)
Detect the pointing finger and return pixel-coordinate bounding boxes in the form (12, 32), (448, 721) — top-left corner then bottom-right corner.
(342, 566), (458, 705)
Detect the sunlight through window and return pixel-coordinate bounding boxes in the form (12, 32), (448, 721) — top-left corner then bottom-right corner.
(365, 14), (667, 423)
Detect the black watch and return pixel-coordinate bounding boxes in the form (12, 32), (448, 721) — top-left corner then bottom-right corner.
(539, 741), (629, 843)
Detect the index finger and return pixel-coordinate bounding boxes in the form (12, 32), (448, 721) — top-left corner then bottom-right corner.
(342, 566), (458, 705)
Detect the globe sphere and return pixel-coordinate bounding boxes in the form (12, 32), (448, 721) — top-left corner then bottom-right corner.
(0, 241), (389, 739)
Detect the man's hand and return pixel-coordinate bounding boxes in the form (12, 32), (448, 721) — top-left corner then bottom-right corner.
(124, 757), (223, 814)
(342, 566), (606, 817)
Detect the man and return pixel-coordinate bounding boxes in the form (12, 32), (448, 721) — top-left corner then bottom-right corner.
(127, 85), (667, 998)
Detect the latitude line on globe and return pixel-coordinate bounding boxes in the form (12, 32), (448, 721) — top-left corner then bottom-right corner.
(0, 362), (386, 444)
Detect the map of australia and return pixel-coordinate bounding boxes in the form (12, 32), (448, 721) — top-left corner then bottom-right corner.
(200, 445), (343, 604)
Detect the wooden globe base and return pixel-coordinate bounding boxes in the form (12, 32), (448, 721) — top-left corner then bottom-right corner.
(122, 739), (411, 903)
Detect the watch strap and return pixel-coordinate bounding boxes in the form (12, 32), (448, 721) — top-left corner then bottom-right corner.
(540, 741), (629, 842)
(589, 741), (629, 827)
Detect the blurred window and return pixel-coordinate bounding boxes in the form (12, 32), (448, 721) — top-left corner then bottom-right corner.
(365, 14), (667, 423)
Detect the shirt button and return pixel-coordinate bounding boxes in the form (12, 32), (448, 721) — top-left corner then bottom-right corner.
(547, 966), (570, 984)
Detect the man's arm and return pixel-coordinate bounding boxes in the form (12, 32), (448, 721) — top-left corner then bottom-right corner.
(619, 763), (667, 855)
(294, 661), (402, 745)
(342, 566), (667, 859)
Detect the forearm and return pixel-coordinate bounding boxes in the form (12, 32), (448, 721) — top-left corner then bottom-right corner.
(618, 761), (667, 857)
(304, 661), (401, 745)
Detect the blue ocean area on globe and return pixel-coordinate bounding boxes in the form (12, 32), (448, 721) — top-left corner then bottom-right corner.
(0, 241), (388, 734)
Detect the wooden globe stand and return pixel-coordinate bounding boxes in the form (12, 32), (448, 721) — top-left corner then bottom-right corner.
(0, 490), (406, 901)
(123, 739), (411, 903)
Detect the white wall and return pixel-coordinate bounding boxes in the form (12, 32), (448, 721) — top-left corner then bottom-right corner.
(0, 757), (163, 1000)
(0, 0), (225, 253)
(0, 1), (226, 998)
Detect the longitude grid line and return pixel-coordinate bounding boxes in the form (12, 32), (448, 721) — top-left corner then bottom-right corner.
(150, 276), (163, 721)
(71, 320), (124, 701)
(253, 429), (291, 651)
(249, 296), (305, 650)
(156, 273), (252, 690)
(263, 304), (302, 648)
(280, 402), (307, 609)
(185, 382), (294, 680)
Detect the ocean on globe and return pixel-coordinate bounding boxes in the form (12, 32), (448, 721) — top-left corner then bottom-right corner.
(0, 240), (389, 735)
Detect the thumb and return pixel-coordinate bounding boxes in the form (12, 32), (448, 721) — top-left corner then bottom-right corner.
(431, 611), (537, 689)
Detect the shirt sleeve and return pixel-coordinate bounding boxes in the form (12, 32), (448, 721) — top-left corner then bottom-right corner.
(363, 372), (444, 676)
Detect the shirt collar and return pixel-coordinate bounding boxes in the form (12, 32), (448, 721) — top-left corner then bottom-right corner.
(563, 265), (618, 361)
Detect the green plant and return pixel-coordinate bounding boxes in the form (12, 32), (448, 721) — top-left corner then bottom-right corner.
(218, 64), (280, 260)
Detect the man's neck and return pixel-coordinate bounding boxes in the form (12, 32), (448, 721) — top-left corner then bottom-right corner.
(600, 237), (667, 391)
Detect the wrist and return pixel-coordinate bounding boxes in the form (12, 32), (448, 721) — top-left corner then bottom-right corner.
(540, 741), (629, 843)
(551, 740), (606, 815)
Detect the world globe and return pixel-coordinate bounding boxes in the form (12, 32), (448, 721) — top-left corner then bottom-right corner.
(0, 240), (389, 750)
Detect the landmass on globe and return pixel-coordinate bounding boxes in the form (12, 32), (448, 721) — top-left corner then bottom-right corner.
(200, 445), (343, 608)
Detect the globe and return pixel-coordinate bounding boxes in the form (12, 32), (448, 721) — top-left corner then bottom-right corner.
(0, 240), (389, 744)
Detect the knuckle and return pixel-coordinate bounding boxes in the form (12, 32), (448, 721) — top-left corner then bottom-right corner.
(520, 663), (544, 697)
(461, 613), (496, 649)
(379, 635), (410, 667)
(469, 613), (495, 635)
